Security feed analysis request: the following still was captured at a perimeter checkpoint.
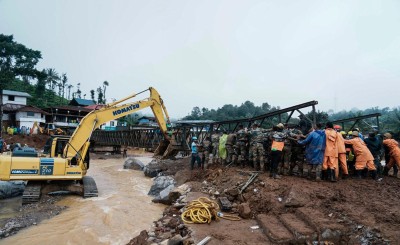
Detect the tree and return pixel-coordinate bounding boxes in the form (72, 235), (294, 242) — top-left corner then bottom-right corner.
(102, 80), (109, 103)
(97, 86), (104, 104)
(75, 83), (82, 98)
(67, 84), (73, 100)
(90, 89), (95, 102)
(61, 73), (67, 99)
(0, 34), (42, 136)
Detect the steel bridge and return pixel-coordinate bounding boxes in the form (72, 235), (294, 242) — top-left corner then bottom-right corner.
(91, 100), (318, 153)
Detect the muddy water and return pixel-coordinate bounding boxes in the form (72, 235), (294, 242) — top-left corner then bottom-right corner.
(2, 154), (164, 245)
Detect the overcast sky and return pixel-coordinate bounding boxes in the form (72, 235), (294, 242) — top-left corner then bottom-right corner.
(1, 0), (399, 118)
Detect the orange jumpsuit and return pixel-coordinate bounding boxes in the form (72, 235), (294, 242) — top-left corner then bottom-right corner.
(335, 132), (348, 178)
(343, 137), (376, 171)
(323, 128), (338, 170)
(382, 139), (400, 169)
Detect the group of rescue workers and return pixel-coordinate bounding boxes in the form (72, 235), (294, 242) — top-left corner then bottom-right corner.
(190, 121), (400, 181)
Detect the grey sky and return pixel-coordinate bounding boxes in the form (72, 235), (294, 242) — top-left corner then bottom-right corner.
(1, 0), (399, 118)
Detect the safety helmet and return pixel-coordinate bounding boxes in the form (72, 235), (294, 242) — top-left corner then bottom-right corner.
(383, 133), (392, 139)
(334, 125), (341, 130)
(340, 131), (347, 135)
(348, 131), (353, 135)
(192, 136), (198, 140)
(352, 131), (359, 137)
(276, 123), (284, 129)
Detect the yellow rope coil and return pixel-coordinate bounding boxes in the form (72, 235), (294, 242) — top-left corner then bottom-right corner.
(181, 197), (241, 224)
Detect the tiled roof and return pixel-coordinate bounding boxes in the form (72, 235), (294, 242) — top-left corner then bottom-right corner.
(69, 98), (95, 106)
(17, 106), (49, 115)
(3, 103), (25, 112)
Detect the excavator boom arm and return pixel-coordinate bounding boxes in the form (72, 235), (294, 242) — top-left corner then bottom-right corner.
(64, 87), (170, 158)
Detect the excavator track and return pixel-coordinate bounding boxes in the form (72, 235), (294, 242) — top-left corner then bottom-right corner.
(22, 182), (42, 204)
(83, 176), (98, 198)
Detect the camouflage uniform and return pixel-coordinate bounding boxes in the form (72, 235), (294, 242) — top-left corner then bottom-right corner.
(236, 128), (249, 167)
(211, 133), (220, 164)
(201, 138), (212, 168)
(225, 133), (237, 165)
(288, 128), (305, 176)
(250, 127), (266, 171)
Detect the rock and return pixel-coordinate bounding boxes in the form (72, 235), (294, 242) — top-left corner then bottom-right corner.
(126, 230), (148, 245)
(284, 188), (309, 208)
(153, 184), (176, 204)
(167, 234), (184, 245)
(174, 170), (191, 185)
(144, 159), (168, 177)
(225, 188), (239, 197)
(238, 202), (251, 219)
(148, 176), (176, 196)
(123, 157), (144, 170)
(0, 181), (26, 199)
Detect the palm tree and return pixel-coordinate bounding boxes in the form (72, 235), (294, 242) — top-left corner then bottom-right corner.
(61, 73), (68, 99)
(67, 84), (73, 100)
(103, 80), (109, 103)
(45, 68), (59, 101)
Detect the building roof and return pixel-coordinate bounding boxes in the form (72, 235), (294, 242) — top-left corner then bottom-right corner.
(85, 104), (105, 110)
(17, 105), (49, 115)
(69, 98), (95, 106)
(2, 90), (32, 98)
(3, 103), (25, 112)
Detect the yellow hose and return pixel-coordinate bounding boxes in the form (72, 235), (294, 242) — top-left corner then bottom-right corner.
(181, 197), (241, 224)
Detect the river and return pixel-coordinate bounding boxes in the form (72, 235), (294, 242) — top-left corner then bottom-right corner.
(1, 153), (164, 245)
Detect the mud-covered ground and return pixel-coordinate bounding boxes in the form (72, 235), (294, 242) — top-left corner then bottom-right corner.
(128, 156), (400, 245)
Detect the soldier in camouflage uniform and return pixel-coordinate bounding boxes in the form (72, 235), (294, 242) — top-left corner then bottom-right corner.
(236, 125), (249, 167)
(211, 131), (220, 164)
(250, 123), (266, 171)
(201, 136), (212, 169)
(225, 131), (237, 166)
(288, 126), (306, 177)
(274, 123), (289, 174)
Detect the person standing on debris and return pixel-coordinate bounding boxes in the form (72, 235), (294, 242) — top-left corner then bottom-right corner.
(322, 122), (339, 182)
(201, 136), (212, 168)
(382, 133), (400, 177)
(287, 125), (306, 177)
(219, 131), (228, 165)
(269, 125), (287, 179)
(280, 123), (293, 176)
(343, 131), (377, 179)
(236, 124), (249, 168)
(364, 132), (383, 177)
(298, 123), (326, 181)
(250, 123), (266, 171)
(334, 125), (349, 180)
(225, 130), (237, 166)
(190, 136), (202, 170)
(211, 131), (220, 164)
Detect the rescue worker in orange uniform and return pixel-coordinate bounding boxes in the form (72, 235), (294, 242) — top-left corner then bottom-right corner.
(343, 131), (377, 179)
(322, 122), (338, 182)
(382, 133), (400, 177)
(333, 125), (349, 180)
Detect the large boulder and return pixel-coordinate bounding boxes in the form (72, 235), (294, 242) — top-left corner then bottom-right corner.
(148, 176), (176, 196)
(152, 184), (176, 205)
(0, 181), (26, 199)
(123, 157), (144, 170)
(144, 160), (167, 177)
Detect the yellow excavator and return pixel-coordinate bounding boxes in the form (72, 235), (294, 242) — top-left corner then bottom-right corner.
(0, 87), (171, 203)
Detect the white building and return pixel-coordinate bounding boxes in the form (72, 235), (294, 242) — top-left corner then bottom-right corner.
(2, 90), (48, 129)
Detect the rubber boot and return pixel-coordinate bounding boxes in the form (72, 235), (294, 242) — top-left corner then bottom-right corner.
(326, 169), (331, 182)
(370, 170), (377, 180)
(330, 169), (337, 182)
(315, 165), (322, 182)
(288, 166), (294, 176)
(393, 167), (398, 178)
(355, 170), (362, 179)
(321, 170), (327, 181)
(274, 169), (281, 179)
(382, 167), (389, 176)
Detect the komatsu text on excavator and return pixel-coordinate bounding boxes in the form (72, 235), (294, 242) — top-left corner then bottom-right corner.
(0, 87), (171, 203)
